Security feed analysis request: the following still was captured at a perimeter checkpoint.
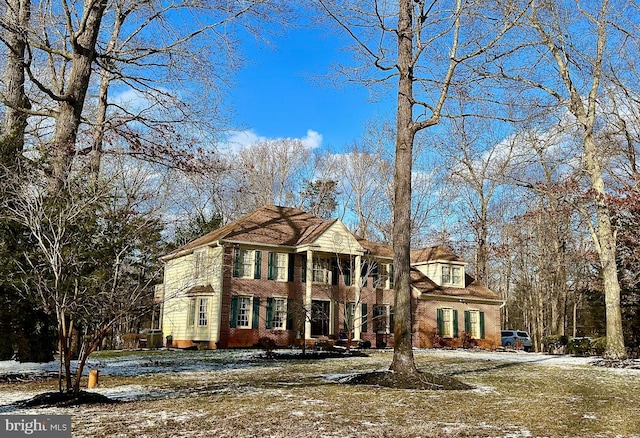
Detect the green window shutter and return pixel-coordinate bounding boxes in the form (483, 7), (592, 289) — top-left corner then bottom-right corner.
(288, 254), (295, 282)
(301, 255), (306, 283)
(361, 303), (367, 332)
(389, 306), (394, 333)
(372, 263), (379, 285)
(480, 312), (485, 339)
(343, 261), (351, 286)
(268, 252), (275, 280)
(437, 309), (443, 335)
(331, 258), (339, 286)
(389, 264), (395, 289)
(254, 251), (262, 279)
(233, 248), (240, 277)
(464, 310), (470, 334)
(453, 310), (459, 338)
(266, 298), (273, 329)
(360, 261), (368, 287)
(286, 299), (293, 330)
(252, 297), (260, 328)
(230, 296), (238, 328)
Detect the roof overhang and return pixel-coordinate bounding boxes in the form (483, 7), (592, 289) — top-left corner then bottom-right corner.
(418, 293), (504, 306)
(159, 240), (222, 263)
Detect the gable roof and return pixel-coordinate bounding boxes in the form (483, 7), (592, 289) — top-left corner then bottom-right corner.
(411, 246), (466, 263)
(411, 268), (499, 300)
(164, 205), (328, 258)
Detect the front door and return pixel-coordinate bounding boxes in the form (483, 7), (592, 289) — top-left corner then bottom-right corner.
(311, 300), (330, 337)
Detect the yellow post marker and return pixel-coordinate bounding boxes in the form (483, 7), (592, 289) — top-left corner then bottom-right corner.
(88, 369), (99, 388)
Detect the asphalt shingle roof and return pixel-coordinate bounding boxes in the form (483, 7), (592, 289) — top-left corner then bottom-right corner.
(164, 204), (498, 300)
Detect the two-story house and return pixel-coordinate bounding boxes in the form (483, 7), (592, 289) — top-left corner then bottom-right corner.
(157, 205), (503, 349)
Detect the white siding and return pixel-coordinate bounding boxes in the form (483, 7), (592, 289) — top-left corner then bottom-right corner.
(313, 221), (363, 255)
(161, 246), (223, 343)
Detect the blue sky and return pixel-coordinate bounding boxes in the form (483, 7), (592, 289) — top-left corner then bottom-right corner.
(227, 26), (395, 152)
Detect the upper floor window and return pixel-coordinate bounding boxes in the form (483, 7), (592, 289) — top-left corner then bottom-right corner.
(442, 265), (463, 286)
(233, 248), (261, 279)
(194, 250), (207, 278)
(268, 252), (288, 281)
(379, 263), (394, 289)
(313, 257), (331, 283)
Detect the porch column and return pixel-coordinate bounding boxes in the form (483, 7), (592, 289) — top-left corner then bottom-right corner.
(305, 249), (313, 340)
(353, 254), (362, 340)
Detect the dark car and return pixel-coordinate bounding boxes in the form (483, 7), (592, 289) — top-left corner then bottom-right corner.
(501, 330), (533, 352)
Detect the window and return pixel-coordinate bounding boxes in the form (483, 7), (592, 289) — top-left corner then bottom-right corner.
(187, 299), (196, 326)
(194, 250), (207, 278)
(359, 261), (369, 288)
(379, 263), (394, 289)
(313, 257), (331, 283)
(344, 303), (368, 333)
(452, 266), (461, 284)
(233, 248), (261, 279)
(268, 252), (288, 281)
(269, 298), (287, 330)
(231, 296), (259, 329)
(464, 310), (485, 339)
(373, 304), (394, 334)
(371, 263), (379, 287)
(342, 260), (353, 286)
(442, 266), (451, 284)
(437, 308), (458, 338)
(442, 265), (463, 285)
(198, 298), (208, 326)
(236, 296), (251, 328)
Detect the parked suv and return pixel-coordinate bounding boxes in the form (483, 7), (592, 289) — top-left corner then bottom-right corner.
(501, 330), (533, 352)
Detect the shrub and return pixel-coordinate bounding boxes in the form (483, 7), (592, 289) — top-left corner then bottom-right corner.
(461, 332), (478, 349)
(121, 333), (141, 350)
(258, 337), (277, 358)
(568, 337), (593, 356)
(543, 335), (568, 354)
(590, 337), (607, 356)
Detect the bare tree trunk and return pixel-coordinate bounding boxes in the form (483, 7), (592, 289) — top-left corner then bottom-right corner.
(50, 0), (107, 185)
(1, 0), (31, 151)
(390, 0), (417, 374)
(475, 203), (489, 284)
(583, 133), (626, 359)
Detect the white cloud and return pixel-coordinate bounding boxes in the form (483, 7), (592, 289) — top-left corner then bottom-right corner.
(223, 129), (323, 152)
(301, 130), (323, 149)
(225, 130), (267, 150)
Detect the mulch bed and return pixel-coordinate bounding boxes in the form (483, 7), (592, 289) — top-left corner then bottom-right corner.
(0, 372), (59, 383)
(590, 358), (640, 369)
(263, 350), (370, 360)
(341, 370), (473, 390)
(16, 391), (119, 408)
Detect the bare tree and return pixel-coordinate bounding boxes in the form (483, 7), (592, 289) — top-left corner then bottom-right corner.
(234, 138), (311, 210)
(317, 0), (525, 374)
(2, 162), (163, 394)
(436, 116), (519, 284)
(488, 1), (630, 358)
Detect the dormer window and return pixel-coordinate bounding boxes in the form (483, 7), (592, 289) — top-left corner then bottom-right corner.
(442, 264), (463, 286)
